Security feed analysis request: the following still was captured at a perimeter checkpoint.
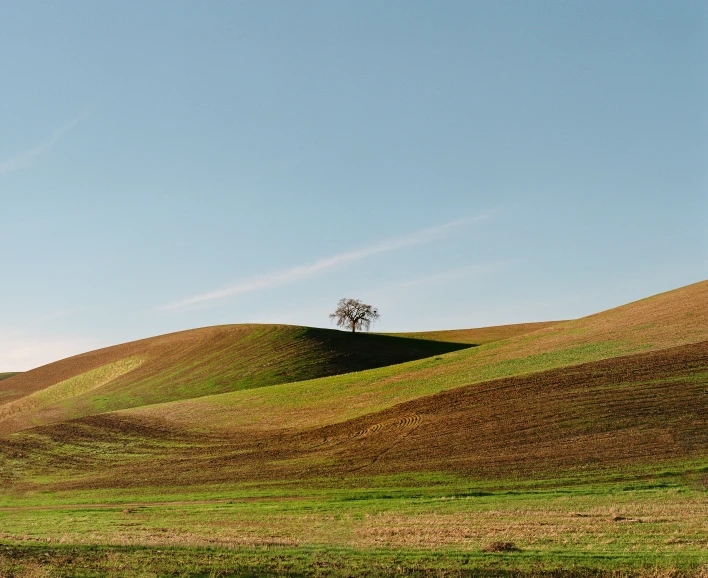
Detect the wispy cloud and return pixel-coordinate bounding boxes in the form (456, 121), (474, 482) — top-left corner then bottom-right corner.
(157, 215), (490, 311)
(0, 112), (90, 176)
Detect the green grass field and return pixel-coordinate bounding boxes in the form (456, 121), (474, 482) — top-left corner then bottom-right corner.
(0, 281), (706, 576)
(1, 469), (706, 576)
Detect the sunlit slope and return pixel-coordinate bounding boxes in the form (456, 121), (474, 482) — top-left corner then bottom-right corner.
(130, 281), (708, 434)
(386, 321), (560, 344)
(0, 325), (469, 435)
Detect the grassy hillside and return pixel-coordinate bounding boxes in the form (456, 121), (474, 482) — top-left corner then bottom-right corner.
(0, 372), (20, 382)
(0, 325), (468, 435)
(6, 281), (704, 441)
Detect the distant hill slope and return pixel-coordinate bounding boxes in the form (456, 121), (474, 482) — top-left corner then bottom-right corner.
(0, 325), (469, 435)
(0, 373), (20, 382)
(386, 321), (560, 344)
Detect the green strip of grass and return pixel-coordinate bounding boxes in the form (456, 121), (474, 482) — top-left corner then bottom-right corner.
(3, 457), (707, 508)
(1, 465), (706, 576)
(1, 542), (706, 577)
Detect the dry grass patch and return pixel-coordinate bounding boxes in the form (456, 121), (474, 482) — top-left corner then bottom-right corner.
(482, 541), (520, 552)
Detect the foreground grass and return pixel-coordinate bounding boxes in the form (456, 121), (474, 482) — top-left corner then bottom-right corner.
(1, 467), (706, 576)
(2, 543), (706, 577)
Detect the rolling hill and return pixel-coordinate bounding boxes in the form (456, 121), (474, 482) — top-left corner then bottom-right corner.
(0, 281), (705, 491)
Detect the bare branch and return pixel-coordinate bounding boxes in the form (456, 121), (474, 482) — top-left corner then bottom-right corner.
(329, 298), (380, 333)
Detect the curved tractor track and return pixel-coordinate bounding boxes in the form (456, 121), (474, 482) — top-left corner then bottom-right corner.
(304, 413), (423, 453)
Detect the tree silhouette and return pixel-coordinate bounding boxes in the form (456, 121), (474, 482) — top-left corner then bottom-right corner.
(329, 298), (380, 333)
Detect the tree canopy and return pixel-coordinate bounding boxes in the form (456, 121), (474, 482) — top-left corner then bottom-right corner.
(329, 298), (380, 333)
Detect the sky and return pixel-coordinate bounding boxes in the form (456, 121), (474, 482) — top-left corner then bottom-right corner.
(1, 1), (706, 371)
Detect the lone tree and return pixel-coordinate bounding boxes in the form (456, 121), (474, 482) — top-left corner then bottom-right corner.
(329, 298), (380, 333)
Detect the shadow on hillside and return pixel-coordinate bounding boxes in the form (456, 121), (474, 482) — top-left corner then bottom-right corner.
(304, 327), (472, 374)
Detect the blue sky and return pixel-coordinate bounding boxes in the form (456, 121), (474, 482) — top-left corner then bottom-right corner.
(2, 1), (706, 370)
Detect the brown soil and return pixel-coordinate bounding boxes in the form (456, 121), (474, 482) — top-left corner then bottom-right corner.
(501, 280), (708, 355)
(482, 541), (520, 552)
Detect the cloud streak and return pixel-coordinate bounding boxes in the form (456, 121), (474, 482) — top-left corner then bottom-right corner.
(157, 215), (490, 311)
(0, 113), (89, 176)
